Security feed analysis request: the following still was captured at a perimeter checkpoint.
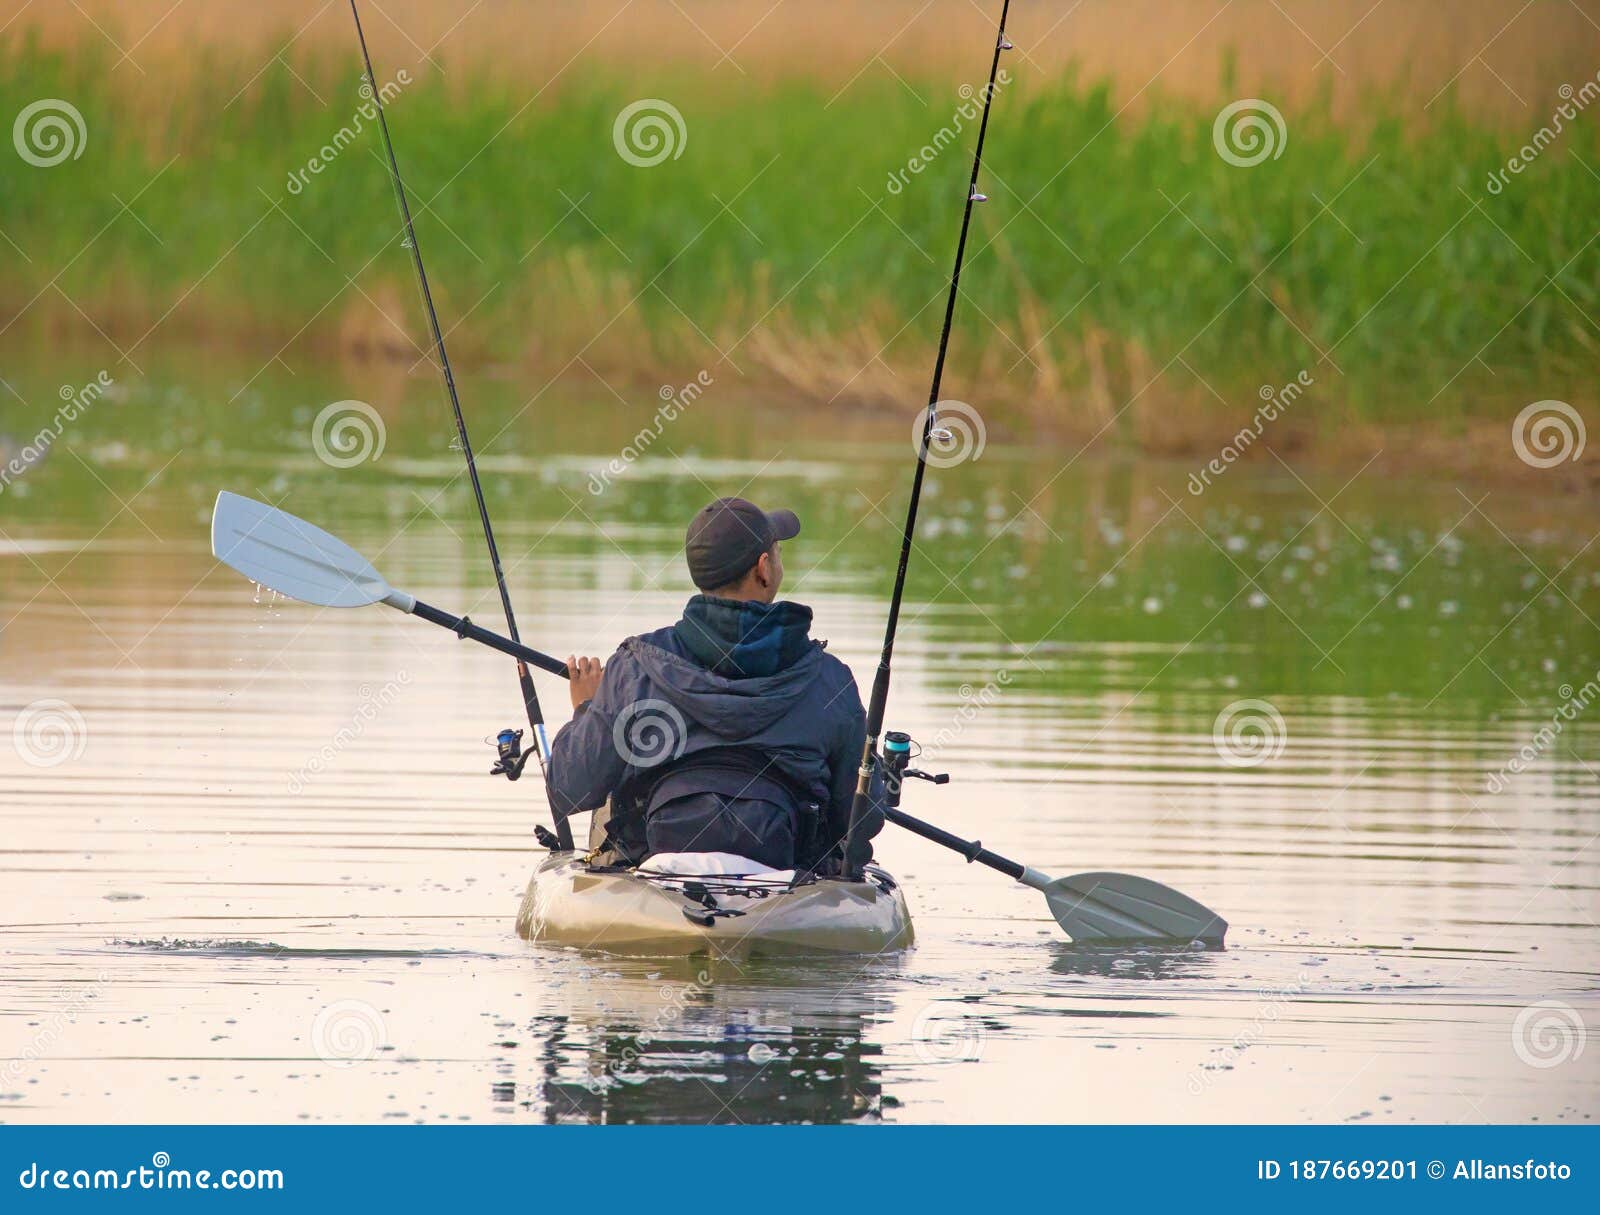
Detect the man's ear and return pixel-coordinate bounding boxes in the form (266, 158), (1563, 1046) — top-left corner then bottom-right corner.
(755, 550), (774, 587)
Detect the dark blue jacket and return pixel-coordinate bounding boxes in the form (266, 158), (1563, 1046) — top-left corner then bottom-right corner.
(548, 596), (882, 869)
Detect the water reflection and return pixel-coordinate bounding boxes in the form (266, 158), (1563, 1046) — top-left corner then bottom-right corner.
(527, 1013), (888, 1124)
(1049, 943), (1223, 983)
(511, 960), (895, 1123)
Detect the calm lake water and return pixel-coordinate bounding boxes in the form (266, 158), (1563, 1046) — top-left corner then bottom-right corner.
(2, 345), (1596, 1123)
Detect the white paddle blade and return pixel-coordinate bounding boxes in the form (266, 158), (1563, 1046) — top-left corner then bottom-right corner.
(211, 491), (393, 609)
(1040, 871), (1228, 946)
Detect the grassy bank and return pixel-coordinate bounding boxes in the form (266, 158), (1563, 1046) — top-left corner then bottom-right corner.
(2, 37), (1598, 450)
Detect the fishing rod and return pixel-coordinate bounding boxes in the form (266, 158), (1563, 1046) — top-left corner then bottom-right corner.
(842, 0), (1013, 874)
(348, 0), (574, 850)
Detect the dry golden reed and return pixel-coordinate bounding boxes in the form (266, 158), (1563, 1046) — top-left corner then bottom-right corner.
(12, 0), (1600, 121)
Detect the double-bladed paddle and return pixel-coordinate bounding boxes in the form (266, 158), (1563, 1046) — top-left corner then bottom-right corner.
(211, 491), (1226, 945)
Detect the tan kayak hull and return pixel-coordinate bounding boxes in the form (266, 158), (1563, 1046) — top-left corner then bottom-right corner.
(516, 853), (914, 959)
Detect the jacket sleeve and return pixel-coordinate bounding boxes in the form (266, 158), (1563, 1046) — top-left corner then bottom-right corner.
(824, 670), (885, 866)
(547, 648), (631, 817)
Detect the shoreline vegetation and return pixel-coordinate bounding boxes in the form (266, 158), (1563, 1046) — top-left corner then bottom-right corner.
(2, 6), (1597, 485)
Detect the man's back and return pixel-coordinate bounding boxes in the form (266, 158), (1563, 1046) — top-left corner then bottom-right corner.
(548, 594), (874, 870)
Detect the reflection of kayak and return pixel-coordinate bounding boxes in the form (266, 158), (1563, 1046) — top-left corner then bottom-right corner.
(523, 951), (903, 1123)
(516, 853), (914, 959)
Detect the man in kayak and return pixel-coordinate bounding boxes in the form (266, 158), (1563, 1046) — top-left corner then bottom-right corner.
(549, 496), (883, 873)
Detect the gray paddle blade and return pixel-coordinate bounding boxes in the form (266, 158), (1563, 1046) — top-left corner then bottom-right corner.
(211, 491), (393, 609)
(1038, 871), (1228, 946)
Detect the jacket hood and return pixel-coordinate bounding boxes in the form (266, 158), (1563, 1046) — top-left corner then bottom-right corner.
(674, 595), (814, 678)
(622, 633), (828, 738)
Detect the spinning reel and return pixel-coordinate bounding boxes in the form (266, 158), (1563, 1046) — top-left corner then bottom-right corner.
(488, 729), (564, 850)
(880, 731), (949, 809)
(490, 727), (534, 781)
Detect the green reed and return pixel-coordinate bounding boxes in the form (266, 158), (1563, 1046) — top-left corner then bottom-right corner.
(3, 40), (1596, 433)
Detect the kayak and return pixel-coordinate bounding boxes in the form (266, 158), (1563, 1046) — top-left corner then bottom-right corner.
(516, 853), (914, 958)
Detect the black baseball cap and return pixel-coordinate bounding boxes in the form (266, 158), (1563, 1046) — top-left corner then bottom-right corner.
(685, 496), (801, 590)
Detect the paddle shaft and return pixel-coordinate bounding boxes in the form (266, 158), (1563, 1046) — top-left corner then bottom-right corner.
(884, 807), (1025, 882)
(843, 0), (1013, 873)
(350, 1), (571, 847)
(402, 598), (570, 679)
